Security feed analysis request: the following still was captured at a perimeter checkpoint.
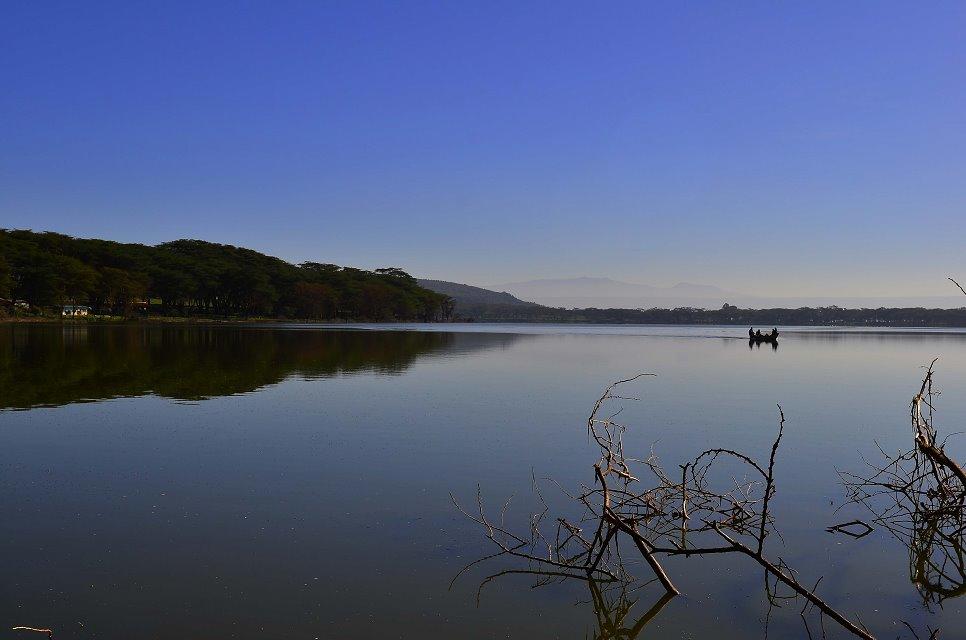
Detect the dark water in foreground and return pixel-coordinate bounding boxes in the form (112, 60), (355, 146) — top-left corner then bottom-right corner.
(1, 324), (965, 639)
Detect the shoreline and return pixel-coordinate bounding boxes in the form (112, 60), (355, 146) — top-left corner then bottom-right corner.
(6, 316), (966, 332)
(0, 315), (362, 325)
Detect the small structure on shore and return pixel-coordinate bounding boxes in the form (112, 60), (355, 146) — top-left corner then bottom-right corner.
(62, 305), (91, 317)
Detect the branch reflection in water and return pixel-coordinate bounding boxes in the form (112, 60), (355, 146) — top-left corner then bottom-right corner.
(458, 363), (966, 638)
(842, 360), (966, 610)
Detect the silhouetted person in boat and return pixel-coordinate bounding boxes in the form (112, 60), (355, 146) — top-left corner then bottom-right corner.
(755, 329), (762, 339)
(749, 327), (754, 339)
(770, 328), (779, 339)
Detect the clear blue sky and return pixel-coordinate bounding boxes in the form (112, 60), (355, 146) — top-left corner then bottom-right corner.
(2, 1), (964, 296)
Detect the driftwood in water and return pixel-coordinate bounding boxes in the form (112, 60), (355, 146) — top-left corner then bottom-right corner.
(454, 375), (879, 639)
(842, 359), (966, 610)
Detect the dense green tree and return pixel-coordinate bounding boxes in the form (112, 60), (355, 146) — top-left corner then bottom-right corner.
(93, 266), (149, 315)
(292, 281), (339, 319)
(0, 229), (453, 321)
(0, 254), (12, 298)
(14, 258), (64, 305)
(58, 256), (99, 304)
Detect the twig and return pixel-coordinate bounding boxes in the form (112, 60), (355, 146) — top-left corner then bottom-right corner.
(826, 520), (874, 539)
(12, 628), (53, 639)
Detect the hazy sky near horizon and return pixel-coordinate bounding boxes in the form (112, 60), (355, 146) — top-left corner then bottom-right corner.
(2, 1), (965, 296)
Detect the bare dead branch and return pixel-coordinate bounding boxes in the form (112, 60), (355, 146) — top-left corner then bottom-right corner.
(948, 277), (966, 297)
(456, 375), (890, 638)
(841, 361), (965, 611)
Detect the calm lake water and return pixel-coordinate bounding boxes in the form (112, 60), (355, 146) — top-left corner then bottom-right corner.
(2, 324), (965, 639)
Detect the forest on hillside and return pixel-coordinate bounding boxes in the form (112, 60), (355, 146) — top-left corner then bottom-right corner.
(0, 230), (453, 321)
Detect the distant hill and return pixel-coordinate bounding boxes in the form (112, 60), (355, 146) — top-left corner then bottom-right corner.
(487, 277), (732, 309)
(421, 277), (966, 326)
(417, 279), (538, 307)
(485, 276), (966, 310)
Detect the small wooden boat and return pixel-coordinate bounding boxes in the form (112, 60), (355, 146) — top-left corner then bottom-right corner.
(748, 328), (779, 344)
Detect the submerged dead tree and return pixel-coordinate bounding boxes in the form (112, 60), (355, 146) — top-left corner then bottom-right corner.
(842, 359), (966, 608)
(455, 374), (877, 639)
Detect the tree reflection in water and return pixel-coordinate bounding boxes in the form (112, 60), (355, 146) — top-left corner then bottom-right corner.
(0, 324), (519, 409)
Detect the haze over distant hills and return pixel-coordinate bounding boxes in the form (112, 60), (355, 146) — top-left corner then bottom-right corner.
(486, 277), (730, 309)
(416, 280), (537, 307)
(416, 277), (966, 326)
(484, 277), (966, 310)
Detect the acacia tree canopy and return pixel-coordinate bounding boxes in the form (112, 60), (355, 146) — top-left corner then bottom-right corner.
(0, 229), (453, 321)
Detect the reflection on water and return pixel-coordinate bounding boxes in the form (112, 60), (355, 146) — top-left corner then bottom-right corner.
(588, 579), (675, 640)
(842, 366), (966, 610)
(749, 338), (779, 351)
(0, 325), (518, 409)
(1, 324), (965, 638)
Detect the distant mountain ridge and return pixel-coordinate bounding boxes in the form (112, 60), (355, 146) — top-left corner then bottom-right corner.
(411, 275), (966, 325)
(489, 277), (725, 297)
(486, 277), (731, 309)
(417, 279), (539, 313)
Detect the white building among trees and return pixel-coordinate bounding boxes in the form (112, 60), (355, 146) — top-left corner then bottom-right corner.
(62, 305), (90, 317)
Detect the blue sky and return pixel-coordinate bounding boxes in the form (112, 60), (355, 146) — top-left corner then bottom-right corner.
(2, 1), (964, 296)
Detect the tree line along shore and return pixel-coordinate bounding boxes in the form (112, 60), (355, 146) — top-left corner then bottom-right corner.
(442, 301), (966, 327)
(0, 229), (453, 322)
(4, 229), (966, 326)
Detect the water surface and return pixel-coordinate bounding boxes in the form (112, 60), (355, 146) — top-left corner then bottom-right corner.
(2, 324), (964, 638)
